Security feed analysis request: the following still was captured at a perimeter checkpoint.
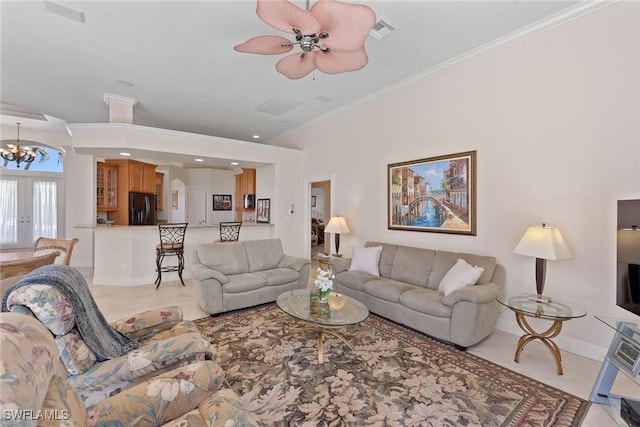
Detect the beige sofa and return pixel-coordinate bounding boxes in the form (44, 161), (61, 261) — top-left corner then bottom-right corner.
(330, 241), (501, 348)
(191, 238), (311, 315)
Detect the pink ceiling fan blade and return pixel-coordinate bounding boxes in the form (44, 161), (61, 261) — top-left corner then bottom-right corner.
(257, 0), (321, 35)
(234, 35), (294, 55)
(315, 47), (368, 74)
(276, 51), (317, 80)
(311, 0), (376, 51)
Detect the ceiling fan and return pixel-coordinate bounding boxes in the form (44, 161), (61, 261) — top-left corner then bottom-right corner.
(234, 0), (376, 80)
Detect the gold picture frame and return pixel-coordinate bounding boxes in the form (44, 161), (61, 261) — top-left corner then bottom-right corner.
(388, 150), (476, 235)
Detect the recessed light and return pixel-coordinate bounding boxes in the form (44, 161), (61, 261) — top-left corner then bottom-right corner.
(120, 152), (131, 156)
(231, 162), (239, 166)
(194, 158), (204, 162)
(253, 135), (260, 139)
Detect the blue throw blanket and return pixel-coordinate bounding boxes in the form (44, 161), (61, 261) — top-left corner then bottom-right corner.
(2, 264), (138, 361)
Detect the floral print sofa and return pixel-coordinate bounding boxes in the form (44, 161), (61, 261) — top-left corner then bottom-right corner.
(1, 264), (258, 426)
(0, 311), (258, 426)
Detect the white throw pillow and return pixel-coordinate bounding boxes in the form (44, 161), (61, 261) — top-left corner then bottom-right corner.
(438, 258), (484, 296)
(349, 246), (383, 276)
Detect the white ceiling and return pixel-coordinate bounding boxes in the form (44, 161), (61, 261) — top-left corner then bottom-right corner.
(2, 0), (588, 147)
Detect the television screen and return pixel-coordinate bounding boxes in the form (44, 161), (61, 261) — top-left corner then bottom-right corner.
(617, 199), (640, 316)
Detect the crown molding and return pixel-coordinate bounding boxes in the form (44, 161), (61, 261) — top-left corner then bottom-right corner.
(269, 0), (617, 144)
(103, 93), (137, 107)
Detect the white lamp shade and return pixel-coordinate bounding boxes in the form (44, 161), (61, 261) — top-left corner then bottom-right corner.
(618, 229), (640, 265)
(325, 216), (350, 234)
(513, 225), (572, 260)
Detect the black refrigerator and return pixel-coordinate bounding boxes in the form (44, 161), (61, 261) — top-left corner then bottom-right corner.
(129, 192), (157, 225)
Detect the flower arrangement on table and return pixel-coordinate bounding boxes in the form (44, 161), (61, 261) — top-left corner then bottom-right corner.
(314, 267), (335, 303)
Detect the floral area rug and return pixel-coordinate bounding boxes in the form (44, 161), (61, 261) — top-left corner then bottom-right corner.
(194, 304), (589, 426)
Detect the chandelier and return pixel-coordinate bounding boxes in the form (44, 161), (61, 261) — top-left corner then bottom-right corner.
(1, 122), (36, 168)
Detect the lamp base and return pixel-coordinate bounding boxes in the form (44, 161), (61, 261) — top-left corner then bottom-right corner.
(526, 293), (553, 304)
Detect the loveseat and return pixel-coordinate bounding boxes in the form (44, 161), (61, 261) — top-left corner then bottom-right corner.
(192, 238), (311, 315)
(330, 241), (501, 348)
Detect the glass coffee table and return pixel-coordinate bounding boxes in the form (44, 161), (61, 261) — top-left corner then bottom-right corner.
(277, 289), (369, 363)
(497, 294), (586, 375)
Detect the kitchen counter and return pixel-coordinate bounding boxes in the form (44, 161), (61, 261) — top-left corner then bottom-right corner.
(78, 222), (275, 285)
(76, 222), (272, 229)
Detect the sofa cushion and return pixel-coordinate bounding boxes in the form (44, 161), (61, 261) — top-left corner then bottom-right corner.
(363, 278), (419, 303)
(6, 284), (75, 335)
(196, 243), (249, 275)
(365, 242), (398, 278)
(41, 375), (87, 423)
(438, 258), (485, 296)
(399, 288), (452, 318)
(89, 361), (225, 427)
(56, 328), (98, 375)
(335, 271), (378, 292)
(389, 246), (436, 287)
(349, 246), (383, 276)
(428, 251), (497, 289)
(222, 273), (266, 293)
(243, 239), (284, 272)
(0, 313), (59, 416)
(258, 268), (300, 287)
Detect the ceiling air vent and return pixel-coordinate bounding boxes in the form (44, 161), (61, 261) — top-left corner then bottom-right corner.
(369, 16), (398, 40)
(255, 95), (302, 116)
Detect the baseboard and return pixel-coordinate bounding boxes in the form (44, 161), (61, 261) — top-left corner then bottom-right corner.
(495, 317), (608, 362)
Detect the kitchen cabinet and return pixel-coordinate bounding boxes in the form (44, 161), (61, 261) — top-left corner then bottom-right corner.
(96, 163), (118, 211)
(155, 172), (164, 211)
(234, 168), (256, 221)
(240, 168), (255, 195)
(129, 161), (156, 193)
(104, 159), (157, 225)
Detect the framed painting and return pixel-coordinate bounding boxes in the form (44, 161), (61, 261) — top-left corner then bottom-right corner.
(171, 191), (178, 210)
(388, 150), (476, 235)
(256, 198), (271, 223)
(212, 194), (232, 211)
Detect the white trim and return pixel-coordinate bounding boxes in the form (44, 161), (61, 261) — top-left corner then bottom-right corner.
(268, 0), (617, 144)
(103, 93), (138, 107)
(68, 122), (303, 154)
(305, 175), (335, 259)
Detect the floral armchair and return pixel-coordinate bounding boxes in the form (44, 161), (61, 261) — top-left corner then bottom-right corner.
(1, 266), (257, 426)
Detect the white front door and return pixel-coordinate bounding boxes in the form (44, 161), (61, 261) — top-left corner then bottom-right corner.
(187, 189), (207, 226)
(0, 174), (63, 248)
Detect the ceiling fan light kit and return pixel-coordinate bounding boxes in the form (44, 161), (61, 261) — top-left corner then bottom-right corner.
(234, 0), (376, 80)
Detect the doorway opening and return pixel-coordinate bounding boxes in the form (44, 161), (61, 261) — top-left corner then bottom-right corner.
(310, 180), (331, 259)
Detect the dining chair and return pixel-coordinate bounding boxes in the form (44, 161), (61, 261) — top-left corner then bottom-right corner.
(33, 237), (79, 265)
(155, 223), (188, 289)
(218, 222), (242, 242)
(0, 251), (60, 294)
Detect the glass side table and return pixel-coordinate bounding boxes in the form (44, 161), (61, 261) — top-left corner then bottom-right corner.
(497, 295), (586, 375)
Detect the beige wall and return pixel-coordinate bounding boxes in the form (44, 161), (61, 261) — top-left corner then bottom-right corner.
(271, 2), (640, 358)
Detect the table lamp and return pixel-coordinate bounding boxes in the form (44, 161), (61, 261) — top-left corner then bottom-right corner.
(618, 226), (640, 303)
(513, 223), (572, 300)
(324, 216), (350, 257)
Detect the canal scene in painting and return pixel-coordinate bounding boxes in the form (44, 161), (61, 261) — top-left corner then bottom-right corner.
(389, 155), (471, 231)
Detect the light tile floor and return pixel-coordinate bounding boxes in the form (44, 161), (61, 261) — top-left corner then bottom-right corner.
(80, 266), (636, 426)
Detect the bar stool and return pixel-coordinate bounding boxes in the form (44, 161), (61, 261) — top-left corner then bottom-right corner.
(217, 222), (242, 242)
(155, 223), (188, 289)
